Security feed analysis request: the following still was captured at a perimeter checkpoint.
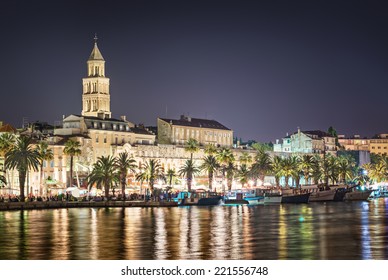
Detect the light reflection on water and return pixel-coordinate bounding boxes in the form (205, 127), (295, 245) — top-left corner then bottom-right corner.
(0, 199), (387, 260)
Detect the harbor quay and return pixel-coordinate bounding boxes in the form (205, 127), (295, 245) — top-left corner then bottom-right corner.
(0, 200), (178, 211)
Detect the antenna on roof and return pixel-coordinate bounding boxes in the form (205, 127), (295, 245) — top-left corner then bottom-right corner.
(165, 105), (168, 118)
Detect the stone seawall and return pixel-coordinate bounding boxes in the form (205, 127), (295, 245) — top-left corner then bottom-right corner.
(0, 201), (178, 211)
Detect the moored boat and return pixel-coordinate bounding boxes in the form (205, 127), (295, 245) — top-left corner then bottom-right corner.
(223, 189), (249, 205)
(301, 185), (336, 202)
(259, 192), (282, 204)
(243, 189), (265, 205)
(343, 186), (372, 201)
(329, 185), (351, 201)
(281, 188), (310, 203)
(173, 190), (223, 206)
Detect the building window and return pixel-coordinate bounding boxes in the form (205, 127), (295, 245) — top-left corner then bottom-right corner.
(96, 136), (99, 143)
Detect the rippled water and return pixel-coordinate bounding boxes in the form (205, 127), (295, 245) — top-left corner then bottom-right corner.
(0, 199), (387, 260)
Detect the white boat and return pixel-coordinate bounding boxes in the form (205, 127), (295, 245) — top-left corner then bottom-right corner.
(301, 185), (336, 202)
(344, 186), (373, 201)
(243, 189), (265, 205)
(258, 192), (282, 204)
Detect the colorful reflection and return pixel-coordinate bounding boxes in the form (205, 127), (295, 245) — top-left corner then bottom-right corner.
(0, 200), (387, 260)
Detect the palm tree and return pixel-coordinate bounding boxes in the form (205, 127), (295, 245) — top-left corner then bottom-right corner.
(280, 156), (297, 187)
(321, 154), (338, 185)
(216, 148), (235, 191)
(114, 151), (137, 201)
(200, 155), (220, 191)
(204, 144), (217, 155)
(0, 132), (16, 188)
(239, 152), (252, 166)
(250, 150), (272, 185)
(36, 141), (54, 196)
(185, 138), (199, 160)
(5, 136), (40, 201)
(223, 161), (236, 191)
(363, 155), (388, 183)
(311, 155), (322, 184)
(236, 163), (250, 187)
(63, 139), (82, 188)
(166, 168), (177, 190)
(337, 155), (356, 184)
(179, 159), (200, 192)
(271, 155), (283, 187)
(299, 155), (315, 185)
(136, 159), (165, 198)
(88, 155), (118, 198)
(290, 155), (302, 187)
(0, 174), (6, 186)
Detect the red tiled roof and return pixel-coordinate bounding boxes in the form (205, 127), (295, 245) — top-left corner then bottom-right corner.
(0, 123), (16, 133)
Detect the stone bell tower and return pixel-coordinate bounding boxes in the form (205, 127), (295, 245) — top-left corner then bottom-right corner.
(81, 35), (111, 119)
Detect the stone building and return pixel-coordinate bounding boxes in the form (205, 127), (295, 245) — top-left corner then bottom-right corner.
(338, 134), (388, 156)
(157, 115), (233, 147)
(273, 128), (336, 155)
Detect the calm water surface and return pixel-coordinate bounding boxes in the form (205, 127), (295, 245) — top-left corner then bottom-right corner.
(0, 199), (387, 260)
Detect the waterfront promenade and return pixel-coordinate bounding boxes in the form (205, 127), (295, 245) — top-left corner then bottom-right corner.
(0, 200), (178, 211)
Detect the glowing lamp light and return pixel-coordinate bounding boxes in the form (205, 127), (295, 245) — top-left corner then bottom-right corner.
(298, 216), (305, 222)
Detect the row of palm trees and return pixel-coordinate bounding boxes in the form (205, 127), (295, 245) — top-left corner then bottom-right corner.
(2, 133), (388, 201)
(362, 155), (388, 184)
(0, 133), (83, 201)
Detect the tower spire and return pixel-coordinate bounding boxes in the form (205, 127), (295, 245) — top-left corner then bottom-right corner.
(94, 33), (98, 44)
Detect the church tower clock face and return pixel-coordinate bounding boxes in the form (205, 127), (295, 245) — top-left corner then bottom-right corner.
(81, 35), (111, 119)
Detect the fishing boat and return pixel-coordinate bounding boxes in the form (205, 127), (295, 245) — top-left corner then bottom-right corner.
(258, 191), (282, 204)
(223, 189), (249, 205)
(343, 186), (373, 201)
(281, 188), (311, 203)
(243, 188), (265, 205)
(174, 189), (223, 206)
(329, 185), (350, 201)
(301, 185), (336, 202)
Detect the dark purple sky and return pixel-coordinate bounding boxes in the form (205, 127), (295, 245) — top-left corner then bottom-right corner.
(1, 0), (388, 142)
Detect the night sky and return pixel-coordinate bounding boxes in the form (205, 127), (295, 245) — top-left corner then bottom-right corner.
(1, 0), (388, 142)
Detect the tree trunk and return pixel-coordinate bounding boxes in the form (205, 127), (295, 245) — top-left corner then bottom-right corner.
(19, 171), (26, 202)
(69, 156), (74, 188)
(187, 176), (192, 192)
(104, 182), (110, 199)
(40, 163), (44, 196)
(208, 171), (213, 192)
(121, 174), (126, 201)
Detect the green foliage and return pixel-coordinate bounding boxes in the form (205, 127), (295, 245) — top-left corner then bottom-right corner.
(136, 159), (165, 195)
(88, 155), (119, 198)
(5, 136), (40, 200)
(185, 138), (199, 160)
(200, 155), (220, 191)
(179, 159), (200, 192)
(114, 151), (137, 200)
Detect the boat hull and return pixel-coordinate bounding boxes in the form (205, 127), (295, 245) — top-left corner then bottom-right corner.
(223, 199), (249, 205)
(344, 190), (372, 201)
(281, 193), (310, 203)
(197, 196), (223, 206)
(245, 196), (264, 205)
(333, 188), (349, 201)
(309, 189), (336, 202)
(261, 194), (282, 204)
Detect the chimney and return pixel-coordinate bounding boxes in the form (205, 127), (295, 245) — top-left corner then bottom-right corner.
(121, 115), (126, 121)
